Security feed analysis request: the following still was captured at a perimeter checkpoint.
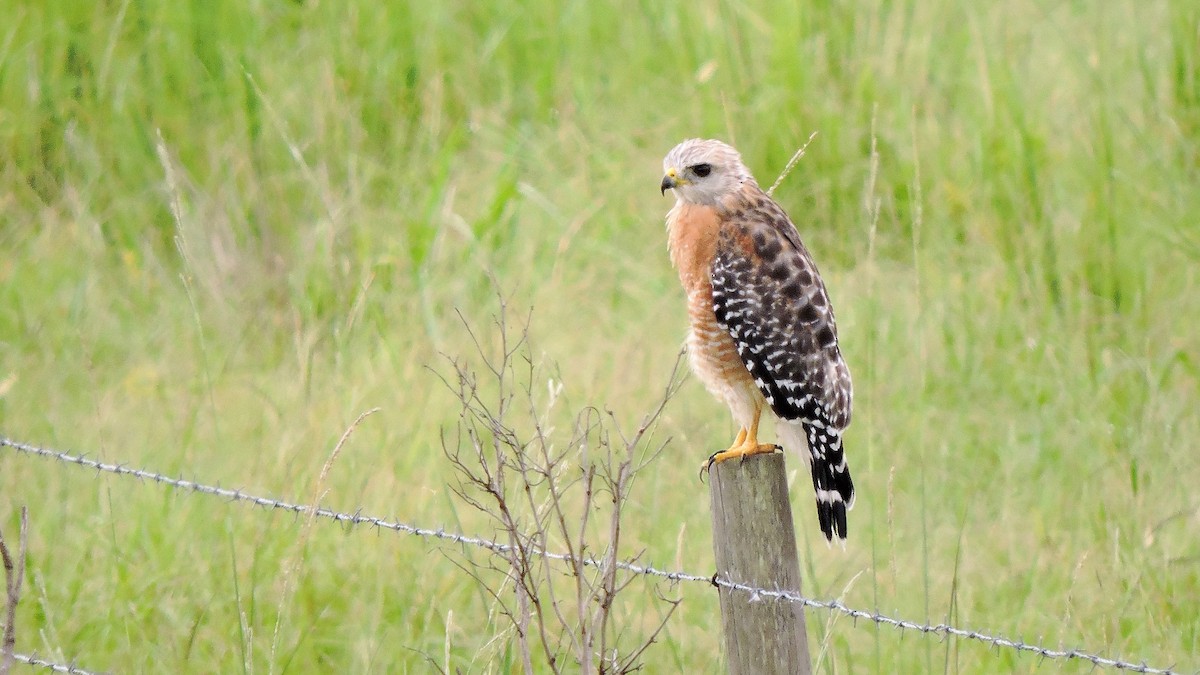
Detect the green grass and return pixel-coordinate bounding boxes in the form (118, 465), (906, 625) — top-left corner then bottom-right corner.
(2, 0), (1198, 672)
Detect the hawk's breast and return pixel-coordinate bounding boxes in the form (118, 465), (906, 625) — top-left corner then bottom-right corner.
(667, 202), (759, 398)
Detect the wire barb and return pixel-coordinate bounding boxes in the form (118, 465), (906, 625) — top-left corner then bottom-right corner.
(0, 435), (1189, 675)
(11, 651), (102, 674)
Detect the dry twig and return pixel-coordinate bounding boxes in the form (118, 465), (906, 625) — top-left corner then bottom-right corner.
(437, 297), (685, 673)
(0, 507), (29, 675)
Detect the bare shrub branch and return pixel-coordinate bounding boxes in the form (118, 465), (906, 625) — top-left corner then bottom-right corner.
(0, 507), (29, 675)
(437, 297), (685, 673)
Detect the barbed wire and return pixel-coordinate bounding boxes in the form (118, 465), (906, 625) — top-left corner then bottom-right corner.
(10, 651), (102, 674)
(1, 436), (1190, 675)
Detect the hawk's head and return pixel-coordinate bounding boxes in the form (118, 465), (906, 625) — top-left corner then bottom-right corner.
(660, 138), (755, 206)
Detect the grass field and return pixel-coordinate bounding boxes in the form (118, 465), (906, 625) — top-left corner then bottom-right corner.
(2, 1), (1198, 672)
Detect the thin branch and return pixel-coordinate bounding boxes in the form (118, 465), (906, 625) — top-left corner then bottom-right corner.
(436, 303), (685, 673)
(0, 507), (29, 675)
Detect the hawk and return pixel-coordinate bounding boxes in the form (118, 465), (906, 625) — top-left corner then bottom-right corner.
(660, 138), (855, 542)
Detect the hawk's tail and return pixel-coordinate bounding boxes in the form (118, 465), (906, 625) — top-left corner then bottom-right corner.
(793, 422), (855, 542)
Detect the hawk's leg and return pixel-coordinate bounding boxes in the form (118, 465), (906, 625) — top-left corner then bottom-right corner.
(704, 400), (780, 469)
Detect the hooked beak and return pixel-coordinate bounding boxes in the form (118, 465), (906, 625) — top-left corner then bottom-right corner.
(660, 168), (679, 195)
(660, 175), (676, 195)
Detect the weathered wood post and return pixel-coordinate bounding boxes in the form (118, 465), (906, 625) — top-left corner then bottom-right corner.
(709, 451), (811, 675)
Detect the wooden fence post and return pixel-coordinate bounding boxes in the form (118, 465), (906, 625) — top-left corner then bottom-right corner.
(709, 451), (811, 675)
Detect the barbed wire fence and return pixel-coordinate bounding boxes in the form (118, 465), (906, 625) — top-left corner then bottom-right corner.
(0, 435), (1192, 675)
(9, 653), (99, 675)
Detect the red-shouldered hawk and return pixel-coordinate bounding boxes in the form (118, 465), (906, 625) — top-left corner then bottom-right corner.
(660, 138), (855, 542)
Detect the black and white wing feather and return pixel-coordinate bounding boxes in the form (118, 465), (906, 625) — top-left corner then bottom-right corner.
(710, 195), (855, 540)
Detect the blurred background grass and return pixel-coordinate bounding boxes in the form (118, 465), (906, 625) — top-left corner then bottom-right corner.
(1, 0), (1197, 672)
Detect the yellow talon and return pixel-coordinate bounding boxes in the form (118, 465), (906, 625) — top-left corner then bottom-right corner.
(701, 401), (779, 474)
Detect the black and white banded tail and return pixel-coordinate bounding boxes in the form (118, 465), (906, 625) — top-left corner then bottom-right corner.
(804, 422), (854, 541)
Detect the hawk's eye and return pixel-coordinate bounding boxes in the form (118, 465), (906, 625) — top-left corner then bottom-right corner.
(691, 163), (712, 178)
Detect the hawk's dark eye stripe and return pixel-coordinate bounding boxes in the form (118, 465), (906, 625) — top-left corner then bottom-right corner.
(691, 163), (712, 177)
